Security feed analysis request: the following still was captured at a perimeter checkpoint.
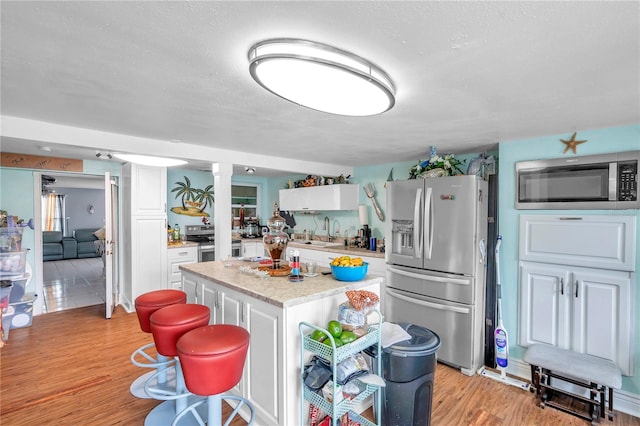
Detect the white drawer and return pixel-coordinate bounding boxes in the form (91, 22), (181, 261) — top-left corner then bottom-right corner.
(168, 246), (198, 260)
(168, 246), (197, 285)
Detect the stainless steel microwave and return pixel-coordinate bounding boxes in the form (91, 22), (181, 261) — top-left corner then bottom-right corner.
(516, 151), (639, 210)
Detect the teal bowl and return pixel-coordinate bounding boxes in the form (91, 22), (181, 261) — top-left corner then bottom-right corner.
(330, 262), (368, 282)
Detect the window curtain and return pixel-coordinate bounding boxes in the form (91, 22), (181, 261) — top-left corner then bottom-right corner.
(42, 194), (66, 234)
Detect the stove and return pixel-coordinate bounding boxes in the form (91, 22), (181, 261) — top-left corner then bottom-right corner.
(185, 225), (215, 262)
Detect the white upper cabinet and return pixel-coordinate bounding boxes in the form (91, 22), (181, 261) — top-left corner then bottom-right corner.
(279, 184), (359, 211)
(129, 164), (167, 216)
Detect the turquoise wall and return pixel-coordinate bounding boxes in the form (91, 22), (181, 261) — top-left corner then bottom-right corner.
(498, 124), (640, 394)
(0, 168), (36, 280)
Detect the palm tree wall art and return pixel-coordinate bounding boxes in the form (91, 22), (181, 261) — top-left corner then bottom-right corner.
(170, 176), (214, 217)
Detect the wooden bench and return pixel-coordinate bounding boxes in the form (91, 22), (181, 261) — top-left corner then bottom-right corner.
(524, 344), (621, 425)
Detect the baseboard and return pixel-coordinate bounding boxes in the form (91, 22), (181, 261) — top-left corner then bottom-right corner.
(510, 357), (640, 418)
(120, 298), (133, 313)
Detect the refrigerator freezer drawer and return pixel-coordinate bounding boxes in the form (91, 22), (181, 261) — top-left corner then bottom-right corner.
(387, 265), (476, 305)
(385, 287), (483, 374)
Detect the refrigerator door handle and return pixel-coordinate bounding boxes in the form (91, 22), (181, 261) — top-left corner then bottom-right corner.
(479, 239), (486, 264)
(388, 266), (471, 286)
(424, 187), (433, 259)
(387, 288), (470, 314)
(414, 187), (423, 259)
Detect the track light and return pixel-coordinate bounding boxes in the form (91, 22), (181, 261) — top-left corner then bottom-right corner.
(245, 167), (256, 174)
(96, 152), (113, 160)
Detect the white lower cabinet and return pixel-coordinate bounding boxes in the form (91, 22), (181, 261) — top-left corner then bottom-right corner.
(167, 246), (197, 289)
(215, 286), (243, 395)
(518, 261), (632, 375)
(242, 240), (265, 258)
(358, 254), (385, 276)
(181, 274), (222, 323)
(244, 298), (280, 423)
(200, 284), (218, 324)
(182, 275), (198, 304)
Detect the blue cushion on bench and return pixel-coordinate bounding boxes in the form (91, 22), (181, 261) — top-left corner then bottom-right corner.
(524, 343), (621, 389)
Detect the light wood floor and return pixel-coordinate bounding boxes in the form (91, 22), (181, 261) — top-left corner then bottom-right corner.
(1, 304), (639, 426)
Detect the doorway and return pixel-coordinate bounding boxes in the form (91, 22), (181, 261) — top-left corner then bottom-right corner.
(36, 172), (116, 315)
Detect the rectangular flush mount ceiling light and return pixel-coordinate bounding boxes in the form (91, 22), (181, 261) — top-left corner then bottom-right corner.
(248, 38), (395, 116)
(113, 153), (187, 167)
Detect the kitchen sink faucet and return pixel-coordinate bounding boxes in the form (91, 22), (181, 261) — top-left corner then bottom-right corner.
(323, 216), (332, 241)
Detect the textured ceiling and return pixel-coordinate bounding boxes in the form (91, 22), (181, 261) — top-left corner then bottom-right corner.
(1, 1), (639, 176)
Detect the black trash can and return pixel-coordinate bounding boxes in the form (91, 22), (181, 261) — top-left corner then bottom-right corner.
(379, 323), (441, 426)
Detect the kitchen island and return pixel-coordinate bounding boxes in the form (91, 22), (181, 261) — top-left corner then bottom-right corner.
(179, 260), (383, 426)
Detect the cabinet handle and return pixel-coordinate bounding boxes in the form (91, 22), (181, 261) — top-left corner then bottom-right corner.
(575, 280), (579, 298)
(560, 278), (564, 295)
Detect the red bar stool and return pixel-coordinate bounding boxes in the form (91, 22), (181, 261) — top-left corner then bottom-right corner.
(172, 325), (255, 426)
(130, 289), (187, 399)
(144, 303), (211, 426)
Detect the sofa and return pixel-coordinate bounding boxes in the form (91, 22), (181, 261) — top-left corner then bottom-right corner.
(74, 228), (101, 258)
(42, 231), (77, 261)
(42, 228), (102, 261)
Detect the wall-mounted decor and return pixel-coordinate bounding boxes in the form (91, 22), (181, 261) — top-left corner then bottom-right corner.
(1, 152), (83, 171)
(560, 132), (587, 154)
(170, 176), (214, 217)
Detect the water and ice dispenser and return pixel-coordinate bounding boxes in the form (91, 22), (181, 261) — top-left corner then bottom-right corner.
(390, 220), (415, 256)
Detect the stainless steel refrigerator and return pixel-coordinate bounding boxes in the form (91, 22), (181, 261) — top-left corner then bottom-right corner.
(385, 175), (488, 375)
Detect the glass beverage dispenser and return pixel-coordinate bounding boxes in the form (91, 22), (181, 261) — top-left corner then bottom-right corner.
(263, 202), (289, 269)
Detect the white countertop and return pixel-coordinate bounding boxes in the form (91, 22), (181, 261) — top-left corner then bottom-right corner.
(179, 260), (383, 308)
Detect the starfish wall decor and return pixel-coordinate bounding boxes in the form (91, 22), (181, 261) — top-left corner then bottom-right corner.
(560, 132), (588, 154)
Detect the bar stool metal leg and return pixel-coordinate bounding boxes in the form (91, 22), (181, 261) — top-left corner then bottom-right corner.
(144, 303), (211, 426)
(175, 325), (255, 426)
(131, 289), (187, 399)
